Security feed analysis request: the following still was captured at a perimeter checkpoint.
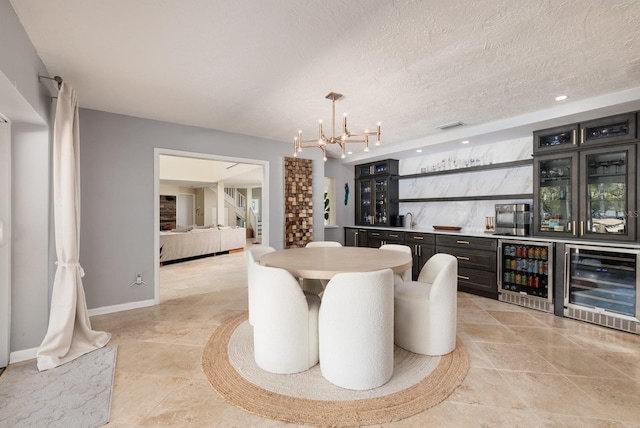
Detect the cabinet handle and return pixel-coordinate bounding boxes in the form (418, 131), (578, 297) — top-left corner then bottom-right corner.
(456, 240), (470, 245)
(564, 251), (569, 301)
(389, 234), (398, 238)
(419, 245), (422, 257)
(580, 221), (584, 236)
(456, 256), (470, 261)
(413, 236), (424, 240)
(371, 232), (380, 236)
(579, 128), (584, 144)
(457, 275), (470, 281)
(355, 232), (358, 247)
(573, 129), (578, 145)
(572, 221), (576, 236)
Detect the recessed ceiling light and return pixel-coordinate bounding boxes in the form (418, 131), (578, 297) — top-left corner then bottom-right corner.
(461, 140), (470, 144)
(555, 95), (568, 101)
(416, 149), (423, 153)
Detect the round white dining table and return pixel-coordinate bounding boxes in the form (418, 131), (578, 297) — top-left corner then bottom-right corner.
(259, 246), (412, 280)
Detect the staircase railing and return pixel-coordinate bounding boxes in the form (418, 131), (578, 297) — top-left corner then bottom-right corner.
(224, 187), (246, 209)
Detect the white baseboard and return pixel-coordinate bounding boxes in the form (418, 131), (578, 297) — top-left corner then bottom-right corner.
(88, 299), (156, 317)
(10, 346), (38, 364)
(7, 299), (157, 365)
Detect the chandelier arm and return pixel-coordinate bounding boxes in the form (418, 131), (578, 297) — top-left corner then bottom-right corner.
(344, 131), (378, 137)
(299, 141), (326, 148)
(340, 138), (369, 144)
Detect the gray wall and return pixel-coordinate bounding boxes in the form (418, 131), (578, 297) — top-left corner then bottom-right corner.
(78, 109), (325, 309)
(1, 0), (55, 353)
(323, 159), (356, 244)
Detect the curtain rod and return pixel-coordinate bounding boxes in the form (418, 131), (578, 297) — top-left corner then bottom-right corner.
(38, 75), (63, 90)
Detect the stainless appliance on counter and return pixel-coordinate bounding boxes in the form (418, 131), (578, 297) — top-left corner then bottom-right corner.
(564, 244), (640, 334)
(495, 203), (531, 236)
(498, 239), (554, 313)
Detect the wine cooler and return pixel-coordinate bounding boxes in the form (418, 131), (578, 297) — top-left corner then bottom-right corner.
(498, 239), (554, 313)
(564, 244), (640, 334)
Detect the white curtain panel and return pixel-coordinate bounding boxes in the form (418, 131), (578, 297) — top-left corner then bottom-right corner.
(36, 82), (110, 371)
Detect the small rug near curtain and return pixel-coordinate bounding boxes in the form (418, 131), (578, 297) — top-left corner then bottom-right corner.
(36, 82), (110, 371)
(202, 312), (469, 427)
(0, 346), (117, 427)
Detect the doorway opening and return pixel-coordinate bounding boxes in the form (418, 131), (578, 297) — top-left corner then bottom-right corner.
(153, 148), (269, 304)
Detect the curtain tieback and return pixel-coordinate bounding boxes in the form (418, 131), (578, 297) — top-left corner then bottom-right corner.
(55, 261), (85, 277)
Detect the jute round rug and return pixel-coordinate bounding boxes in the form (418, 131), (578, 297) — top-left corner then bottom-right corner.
(202, 312), (469, 427)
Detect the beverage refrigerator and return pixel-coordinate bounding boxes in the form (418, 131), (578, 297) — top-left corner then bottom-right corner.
(564, 244), (640, 334)
(498, 239), (554, 313)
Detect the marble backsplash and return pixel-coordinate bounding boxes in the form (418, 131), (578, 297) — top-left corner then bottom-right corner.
(400, 137), (532, 175)
(398, 137), (533, 233)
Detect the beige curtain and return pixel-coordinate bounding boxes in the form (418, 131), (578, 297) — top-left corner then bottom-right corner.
(36, 82), (110, 371)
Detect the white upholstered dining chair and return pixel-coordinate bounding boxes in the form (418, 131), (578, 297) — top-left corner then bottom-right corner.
(252, 263), (320, 374)
(394, 253), (458, 356)
(305, 241), (343, 248)
(379, 243), (413, 284)
(319, 268), (394, 390)
(302, 241), (343, 296)
(246, 245), (276, 326)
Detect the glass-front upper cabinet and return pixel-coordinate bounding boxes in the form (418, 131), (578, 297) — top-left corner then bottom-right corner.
(355, 160), (399, 227)
(533, 124), (578, 154)
(355, 159), (399, 178)
(356, 178), (373, 225)
(579, 112), (637, 147)
(355, 175), (398, 226)
(580, 145), (636, 241)
(534, 153), (579, 237)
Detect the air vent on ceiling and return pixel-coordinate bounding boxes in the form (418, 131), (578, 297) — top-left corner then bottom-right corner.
(436, 121), (465, 130)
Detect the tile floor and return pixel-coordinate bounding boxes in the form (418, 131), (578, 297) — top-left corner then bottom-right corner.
(92, 246), (640, 427)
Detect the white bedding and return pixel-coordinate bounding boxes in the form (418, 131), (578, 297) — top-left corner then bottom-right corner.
(160, 227), (245, 262)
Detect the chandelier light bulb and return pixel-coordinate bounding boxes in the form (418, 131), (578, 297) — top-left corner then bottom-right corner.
(341, 153), (346, 159)
(364, 147), (369, 152)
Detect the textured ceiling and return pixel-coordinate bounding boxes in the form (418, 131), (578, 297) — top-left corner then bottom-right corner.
(9, 0), (640, 163)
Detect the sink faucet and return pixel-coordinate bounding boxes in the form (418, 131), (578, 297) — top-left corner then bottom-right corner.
(406, 212), (416, 230)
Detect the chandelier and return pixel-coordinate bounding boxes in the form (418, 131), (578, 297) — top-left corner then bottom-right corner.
(293, 92), (381, 161)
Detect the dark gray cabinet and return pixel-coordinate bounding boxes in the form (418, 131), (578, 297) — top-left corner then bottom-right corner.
(436, 235), (498, 299)
(533, 114), (638, 242)
(344, 227), (435, 281)
(579, 112), (637, 147)
(366, 229), (405, 248)
(355, 160), (399, 227)
(344, 228), (368, 247)
(405, 232), (435, 280)
(533, 111), (637, 155)
(533, 124), (578, 154)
